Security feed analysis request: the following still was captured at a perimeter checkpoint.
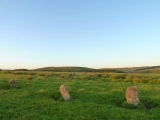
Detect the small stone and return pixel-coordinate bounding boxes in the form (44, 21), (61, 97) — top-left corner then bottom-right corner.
(60, 85), (72, 101)
(126, 86), (140, 106)
(9, 80), (18, 88)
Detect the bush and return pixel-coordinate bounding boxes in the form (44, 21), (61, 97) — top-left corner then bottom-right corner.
(125, 75), (133, 82)
(26, 76), (33, 80)
(96, 74), (102, 78)
(46, 73), (55, 77)
(133, 77), (142, 83)
(28, 72), (36, 75)
(87, 74), (97, 78)
(37, 73), (47, 76)
(14, 72), (23, 75)
(101, 74), (109, 78)
(109, 74), (126, 79)
(60, 73), (72, 78)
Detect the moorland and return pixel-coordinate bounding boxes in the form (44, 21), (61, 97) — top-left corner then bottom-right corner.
(0, 66), (160, 120)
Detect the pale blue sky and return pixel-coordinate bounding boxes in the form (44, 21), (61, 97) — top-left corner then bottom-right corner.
(0, 0), (160, 69)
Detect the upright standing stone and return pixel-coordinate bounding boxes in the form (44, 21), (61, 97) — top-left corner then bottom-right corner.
(60, 85), (72, 101)
(72, 72), (76, 76)
(9, 80), (18, 88)
(126, 86), (140, 106)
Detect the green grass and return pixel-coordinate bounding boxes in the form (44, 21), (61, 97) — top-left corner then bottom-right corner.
(0, 72), (160, 120)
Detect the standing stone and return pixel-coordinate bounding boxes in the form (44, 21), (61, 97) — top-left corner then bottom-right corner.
(72, 72), (76, 76)
(9, 80), (18, 88)
(126, 86), (140, 106)
(60, 85), (72, 101)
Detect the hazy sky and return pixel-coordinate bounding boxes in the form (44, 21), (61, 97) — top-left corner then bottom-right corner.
(0, 0), (160, 69)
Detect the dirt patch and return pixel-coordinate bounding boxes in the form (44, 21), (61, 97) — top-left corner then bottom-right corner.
(141, 99), (158, 110)
(145, 104), (153, 110)
(114, 98), (158, 110)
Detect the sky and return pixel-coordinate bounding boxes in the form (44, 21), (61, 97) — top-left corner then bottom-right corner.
(0, 0), (160, 69)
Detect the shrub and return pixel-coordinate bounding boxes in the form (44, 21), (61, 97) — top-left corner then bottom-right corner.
(14, 72), (23, 75)
(88, 74), (97, 78)
(101, 74), (109, 78)
(60, 73), (72, 78)
(132, 77), (142, 83)
(46, 73), (55, 77)
(37, 73), (47, 76)
(96, 74), (102, 78)
(109, 74), (126, 79)
(28, 72), (36, 75)
(125, 75), (133, 82)
(26, 76), (33, 80)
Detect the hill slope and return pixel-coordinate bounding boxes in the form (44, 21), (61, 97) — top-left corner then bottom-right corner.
(113, 65), (160, 73)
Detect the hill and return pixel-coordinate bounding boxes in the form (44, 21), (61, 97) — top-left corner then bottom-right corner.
(34, 66), (122, 73)
(113, 65), (160, 73)
(34, 66), (93, 72)
(1, 65), (160, 73)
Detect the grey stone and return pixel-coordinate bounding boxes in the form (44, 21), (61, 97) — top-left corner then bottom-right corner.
(9, 80), (18, 88)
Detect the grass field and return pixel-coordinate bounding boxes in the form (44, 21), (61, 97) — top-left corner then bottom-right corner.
(0, 71), (160, 120)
